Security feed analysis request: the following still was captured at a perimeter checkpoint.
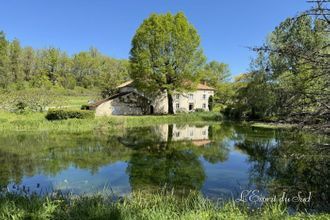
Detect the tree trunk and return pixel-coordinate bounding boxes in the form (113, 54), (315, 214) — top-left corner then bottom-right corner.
(166, 124), (173, 149)
(167, 92), (174, 114)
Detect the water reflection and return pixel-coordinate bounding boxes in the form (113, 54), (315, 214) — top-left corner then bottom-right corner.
(0, 123), (328, 211)
(235, 130), (330, 211)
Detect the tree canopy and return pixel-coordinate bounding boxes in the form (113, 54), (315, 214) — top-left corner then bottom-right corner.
(0, 33), (129, 93)
(130, 12), (206, 114)
(223, 1), (329, 129)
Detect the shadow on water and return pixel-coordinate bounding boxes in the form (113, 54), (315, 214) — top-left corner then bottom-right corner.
(0, 123), (329, 212)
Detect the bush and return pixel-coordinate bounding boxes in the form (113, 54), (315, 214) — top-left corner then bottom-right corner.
(221, 106), (243, 120)
(80, 105), (90, 110)
(194, 108), (205, 112)
(15, 101), (28, 114)
(45, 109), (94, 120)
(176, 108), (188, 114)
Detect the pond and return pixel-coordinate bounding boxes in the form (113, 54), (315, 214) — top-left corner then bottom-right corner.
(0, 123), (329, 211)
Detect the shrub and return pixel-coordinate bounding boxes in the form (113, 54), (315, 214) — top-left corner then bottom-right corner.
(15, 101), (28, 113)
(45, 109), (94, 120)
(194, 108), (205, 112)
(221, 106), (243, 120)
(176, 108), (188, 114)
(80, 105), (90, 110)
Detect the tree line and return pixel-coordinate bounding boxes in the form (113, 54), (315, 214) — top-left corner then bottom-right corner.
(0, 29), (229, 98)
(0, 33), (130, 95)
(0, 26), (230, 112)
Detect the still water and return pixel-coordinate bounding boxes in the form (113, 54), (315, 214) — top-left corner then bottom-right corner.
(0, 123), (329, 211)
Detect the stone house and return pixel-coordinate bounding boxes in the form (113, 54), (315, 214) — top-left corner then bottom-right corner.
(88, 80), (215, 116)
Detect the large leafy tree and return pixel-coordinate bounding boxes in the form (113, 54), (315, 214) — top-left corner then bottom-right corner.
(130, 12), (205, 114)
(250, 13), (329, 126)
(266, 15), (329, 125)
(225, 2), (329, 128)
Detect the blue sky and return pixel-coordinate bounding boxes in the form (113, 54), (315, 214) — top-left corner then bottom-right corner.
(1, 0), (309, 76)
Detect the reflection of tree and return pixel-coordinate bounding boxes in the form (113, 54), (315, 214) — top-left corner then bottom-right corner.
(236, 130), (330, 212)
(119, 125), (236, 191)
(235, 140), (273, 189)
(0, 132), (132, 188)
(117, 126), (168, 150)
(127, 148), (205, 193)
(121, 124), (233, 193)
(201, 142), (230, 164)
(119, 125), (205, 193)
(201, 124), (232, 163)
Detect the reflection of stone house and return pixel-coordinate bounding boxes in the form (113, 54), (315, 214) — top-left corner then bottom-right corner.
(119, 124), (211, 148)
(171, 125), (209, 142)
(156, 124), (211, 146)
(89, 80), (215, 116)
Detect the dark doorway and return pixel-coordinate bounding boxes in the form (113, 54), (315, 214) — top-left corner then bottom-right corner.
(189, 103), (194, 111)
(150, 105), (154, 114)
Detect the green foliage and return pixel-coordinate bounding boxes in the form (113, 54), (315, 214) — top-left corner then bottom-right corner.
(0, 31), (9, 88)
(45, 109), (95, 121)
(9, 39), (23, 83)
(201, 61), (233, 106)
(265, 15), (329, 125)
(0, 88), (61, 113)
(0, 110), (220, 132)
(0, 192), (329, 220)
(225, 64), (276, 120)
(130, 12), (206, 114)
(15, 101), (28, 114)
(80, 104), (90, 110)
(202, 61), (230, 87)
(223, 11), (329, 128)
(194, 108), (205, 112)
(208, 95), (213, 111)
(72, 48), (129, 92)
(0, 33), (129, 93)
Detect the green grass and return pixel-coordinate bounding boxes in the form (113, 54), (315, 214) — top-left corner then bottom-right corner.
(0, 191), (328, 220)
(51, 95), (96, 110)
(110, 112), (221, 127)
(251, 122), (295, 129)
(0, 110), (222, 132)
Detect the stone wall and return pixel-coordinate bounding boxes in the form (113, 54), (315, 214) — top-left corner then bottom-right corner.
(152, 92), (168, 114)
(95, 93), (145, 116)
(95, 100), (111, 116)
(95, 89), (214, 116)
(173, 90), (214, 113)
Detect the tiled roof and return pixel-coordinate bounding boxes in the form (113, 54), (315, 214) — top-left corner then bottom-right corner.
(196, 83), (215, 91)
(117, 80), (215, 91)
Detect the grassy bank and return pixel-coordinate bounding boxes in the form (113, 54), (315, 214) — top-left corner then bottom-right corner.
(250, 122), (295, 129)
(0, 111), (221, 132)
(0, 191), (328, 220)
